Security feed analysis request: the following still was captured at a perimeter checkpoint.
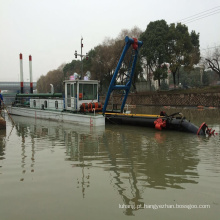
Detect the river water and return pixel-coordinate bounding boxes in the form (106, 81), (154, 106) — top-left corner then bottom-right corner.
(0, 107), (220, 220)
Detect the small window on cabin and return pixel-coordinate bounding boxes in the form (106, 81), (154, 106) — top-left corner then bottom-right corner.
(44, 100), (47, 108)
(79, 84), (83, 100)
(33, 100), (36, 107)
(71, 84), (74, 97)
(93, 84), (97, 99)
(74, 84), (77, 97)
(55, 101), (58, 109)
(84, 84), (93, 100)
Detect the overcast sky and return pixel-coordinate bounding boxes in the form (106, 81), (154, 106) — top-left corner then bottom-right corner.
(0, 0), (220, 82)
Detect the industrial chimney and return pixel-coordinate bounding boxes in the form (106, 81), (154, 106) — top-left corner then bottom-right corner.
(29, 55), (33, 93)
(19, 53), (24, 94)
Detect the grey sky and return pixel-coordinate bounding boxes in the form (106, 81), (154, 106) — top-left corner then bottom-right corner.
(0, 0), (220, 82)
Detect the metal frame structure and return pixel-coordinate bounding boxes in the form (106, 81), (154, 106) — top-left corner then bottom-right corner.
(102, 36), (143, 114)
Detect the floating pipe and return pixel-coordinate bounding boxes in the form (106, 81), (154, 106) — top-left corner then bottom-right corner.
(16, 93), (62, 98)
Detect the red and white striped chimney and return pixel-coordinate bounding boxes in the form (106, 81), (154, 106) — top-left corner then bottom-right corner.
(19, 53), (24, 94)
(29, 55), (33, 93)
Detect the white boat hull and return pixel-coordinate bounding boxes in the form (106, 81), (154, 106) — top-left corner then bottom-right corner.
(8, 106), (105, 127)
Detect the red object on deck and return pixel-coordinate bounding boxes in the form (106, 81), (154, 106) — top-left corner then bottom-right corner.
(88, 102), (102, 112)
(80, 103), (89, 112)
(80, 102), (102, 112)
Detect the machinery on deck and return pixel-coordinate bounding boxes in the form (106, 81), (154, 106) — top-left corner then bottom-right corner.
(102, 36), (216, 136)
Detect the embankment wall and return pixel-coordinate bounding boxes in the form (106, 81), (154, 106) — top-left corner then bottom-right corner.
(100, 92), (220, 108)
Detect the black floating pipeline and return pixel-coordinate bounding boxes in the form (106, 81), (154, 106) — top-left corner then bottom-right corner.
(104, 111), (217, 136)
(157, 111), (217, 136)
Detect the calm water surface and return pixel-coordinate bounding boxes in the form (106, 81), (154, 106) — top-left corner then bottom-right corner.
(0, 107), (220, 220)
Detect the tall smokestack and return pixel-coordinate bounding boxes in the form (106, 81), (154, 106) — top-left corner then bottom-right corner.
(29, 55), (33, 93)
(19, 53), (24, 94)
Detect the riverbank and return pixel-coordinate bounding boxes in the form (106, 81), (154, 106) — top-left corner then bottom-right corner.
(100, 86), (220, 108)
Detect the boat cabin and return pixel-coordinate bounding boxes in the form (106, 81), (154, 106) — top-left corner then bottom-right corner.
(64, 80), (99, 111)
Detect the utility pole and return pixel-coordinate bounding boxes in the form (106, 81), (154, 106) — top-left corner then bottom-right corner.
(74, 37), (89, 79)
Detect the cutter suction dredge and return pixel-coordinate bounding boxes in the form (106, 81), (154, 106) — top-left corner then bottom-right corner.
(9, 36), (216, 136)
(102, 36), (216, 136)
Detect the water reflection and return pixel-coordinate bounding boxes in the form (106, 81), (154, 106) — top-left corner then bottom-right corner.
(3, 113), (217, 216)
(9, 115), (104, 183)
(0, 129), (6, 162)
(72, 126), (200, 215)
(63, 123), (201, 215)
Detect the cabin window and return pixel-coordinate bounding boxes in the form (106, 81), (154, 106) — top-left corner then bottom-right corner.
(71, 84), (75, 97)
(55, 101), (58, 109)
(44, 100), (48, 108)
(67, 84), (71, 107)
(93, 84), (97, 99)
(79, 84), (83, 99)
(74, 84), (77, 97)
(79, 83), (98, 100)
(33, 100), (36, 107)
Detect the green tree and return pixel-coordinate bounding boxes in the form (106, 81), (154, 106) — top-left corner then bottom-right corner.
(140, 20), (200, 89)
(63, 60), (82, 79)
(140, 20), (169, 89)
(153, 64), (168, 87)
(168, 23), (200, 88)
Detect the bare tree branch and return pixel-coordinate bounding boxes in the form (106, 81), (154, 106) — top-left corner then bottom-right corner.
(205, 58), (220, 74)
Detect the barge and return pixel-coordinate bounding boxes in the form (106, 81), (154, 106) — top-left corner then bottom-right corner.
(9, 79), (105, 127)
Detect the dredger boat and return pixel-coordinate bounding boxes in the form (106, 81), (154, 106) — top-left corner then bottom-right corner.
(101, 36), (216, 136)
(8, 36), (216, 136)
